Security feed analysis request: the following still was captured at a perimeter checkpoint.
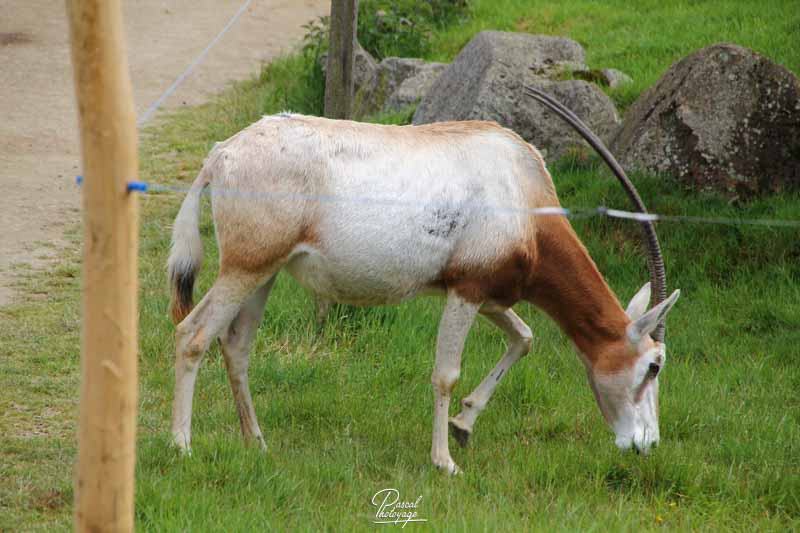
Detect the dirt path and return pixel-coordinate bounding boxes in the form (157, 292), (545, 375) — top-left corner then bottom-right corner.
(0, 0), (328, 307)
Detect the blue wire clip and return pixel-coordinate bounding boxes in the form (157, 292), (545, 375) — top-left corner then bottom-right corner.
(75, 175), (148, 193)
(127, 181), (149, 193)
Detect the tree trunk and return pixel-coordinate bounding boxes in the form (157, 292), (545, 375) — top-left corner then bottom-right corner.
(325, 0), (358, 119)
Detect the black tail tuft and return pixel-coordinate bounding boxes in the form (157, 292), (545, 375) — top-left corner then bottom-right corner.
(170, 268), (196, 324)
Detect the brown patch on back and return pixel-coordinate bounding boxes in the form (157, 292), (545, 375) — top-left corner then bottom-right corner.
(303, 115), (527, 152)
(307, 115), (510, 136)
(415, 120), (511, 136)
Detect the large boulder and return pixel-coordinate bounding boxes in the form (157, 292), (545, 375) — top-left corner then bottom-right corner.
(384, 60), (447, 112)
(413, 31), (621, 160)
(612, 43), (800, 195)
(352, 43), (380, 93)
(321, 46), (446, 117)
(354, 57), (448, 117)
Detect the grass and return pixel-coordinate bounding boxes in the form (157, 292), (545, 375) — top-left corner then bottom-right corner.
(2, 1), (799, 530)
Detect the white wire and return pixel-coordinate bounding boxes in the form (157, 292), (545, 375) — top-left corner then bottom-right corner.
(140, 182), (800, 228)
(137, 0), (255, 126)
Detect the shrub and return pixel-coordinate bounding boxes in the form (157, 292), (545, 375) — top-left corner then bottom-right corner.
(358, 0), (468, 60)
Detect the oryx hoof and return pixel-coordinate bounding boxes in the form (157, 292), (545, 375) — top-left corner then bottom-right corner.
(253, 435), (268, 452)
(448, 417), (472, 448)
(171, 432), (193, 456)
(433, 456), (462, 475)
(172, 440), (192, 457)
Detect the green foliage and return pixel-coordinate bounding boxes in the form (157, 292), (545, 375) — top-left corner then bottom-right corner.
(362, 104), (418, 125)
(358, 0), (468, 59)
(290, 18), (328, 116)
(300, 15), (329, 57)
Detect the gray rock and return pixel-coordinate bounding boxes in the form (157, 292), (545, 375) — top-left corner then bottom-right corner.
(600, 68), (633, 88)
(413, 31), (620, 160)
(612, 43), (800, 195)
(322, 45), (446, 117)
(354, 57), (447, 117)
(384, 62), (447, 112)
(353, 43), (380, 92)
(380, 57), (430, 84)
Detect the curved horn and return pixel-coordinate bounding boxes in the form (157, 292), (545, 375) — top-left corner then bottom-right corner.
(523, 85), (667, 341)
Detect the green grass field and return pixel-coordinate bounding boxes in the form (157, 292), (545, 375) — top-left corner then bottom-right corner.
(2, 1), (799, 530)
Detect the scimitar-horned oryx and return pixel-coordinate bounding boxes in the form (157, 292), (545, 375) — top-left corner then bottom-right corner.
(167, 89), (679, 474)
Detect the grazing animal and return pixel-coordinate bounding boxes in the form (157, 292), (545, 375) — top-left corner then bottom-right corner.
(168, 113), (679, 474)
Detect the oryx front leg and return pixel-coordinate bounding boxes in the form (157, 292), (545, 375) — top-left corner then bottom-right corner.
(171, 272), (265, 453)
(219, 276), (276, 450)
(449, 306), (532, 447)
(431, 292), (479, 474)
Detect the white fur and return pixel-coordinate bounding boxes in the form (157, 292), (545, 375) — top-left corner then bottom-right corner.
(627, 290), (681, 344)
(209, 114), (549, 305)
(430, 294), (480, 473)
(167, 166), (208, 283)
(625, 282), (651, 320)
(587, 286), (679, 454)
(592, 345), (665, 453)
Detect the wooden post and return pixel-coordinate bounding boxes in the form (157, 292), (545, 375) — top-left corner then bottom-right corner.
(324, 0), (358, 119)
(66, 1), (139, 531)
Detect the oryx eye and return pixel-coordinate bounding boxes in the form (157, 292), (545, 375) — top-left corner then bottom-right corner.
(648, 363), (660, 377)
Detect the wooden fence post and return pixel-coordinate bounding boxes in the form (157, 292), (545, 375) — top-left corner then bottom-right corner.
(66, 1), (139, 531)
(325, 0), (359, 119)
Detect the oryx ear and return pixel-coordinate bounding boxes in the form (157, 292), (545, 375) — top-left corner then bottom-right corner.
(627, 289), (681, 344)
(625, 282), (651, 320)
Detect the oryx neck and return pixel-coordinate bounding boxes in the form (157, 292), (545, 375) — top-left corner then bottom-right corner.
(528, 216), (631, 366)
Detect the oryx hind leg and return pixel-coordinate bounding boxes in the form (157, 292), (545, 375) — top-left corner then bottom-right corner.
(449, 305), (533, 447)
(313, 295), (332, 331)
(219, 275), (277, 450)
(171, 269), (274, 452)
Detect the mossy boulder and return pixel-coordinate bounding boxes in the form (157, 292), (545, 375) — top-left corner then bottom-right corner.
(612, 43), (800, 195)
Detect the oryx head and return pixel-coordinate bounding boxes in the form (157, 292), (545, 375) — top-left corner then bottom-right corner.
(588, 283), (680, 454)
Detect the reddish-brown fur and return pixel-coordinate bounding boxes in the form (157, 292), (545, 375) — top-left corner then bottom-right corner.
(445, 246), (535, 307)
(449, 203), (636, 373)
(218, 219), (319, 276)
